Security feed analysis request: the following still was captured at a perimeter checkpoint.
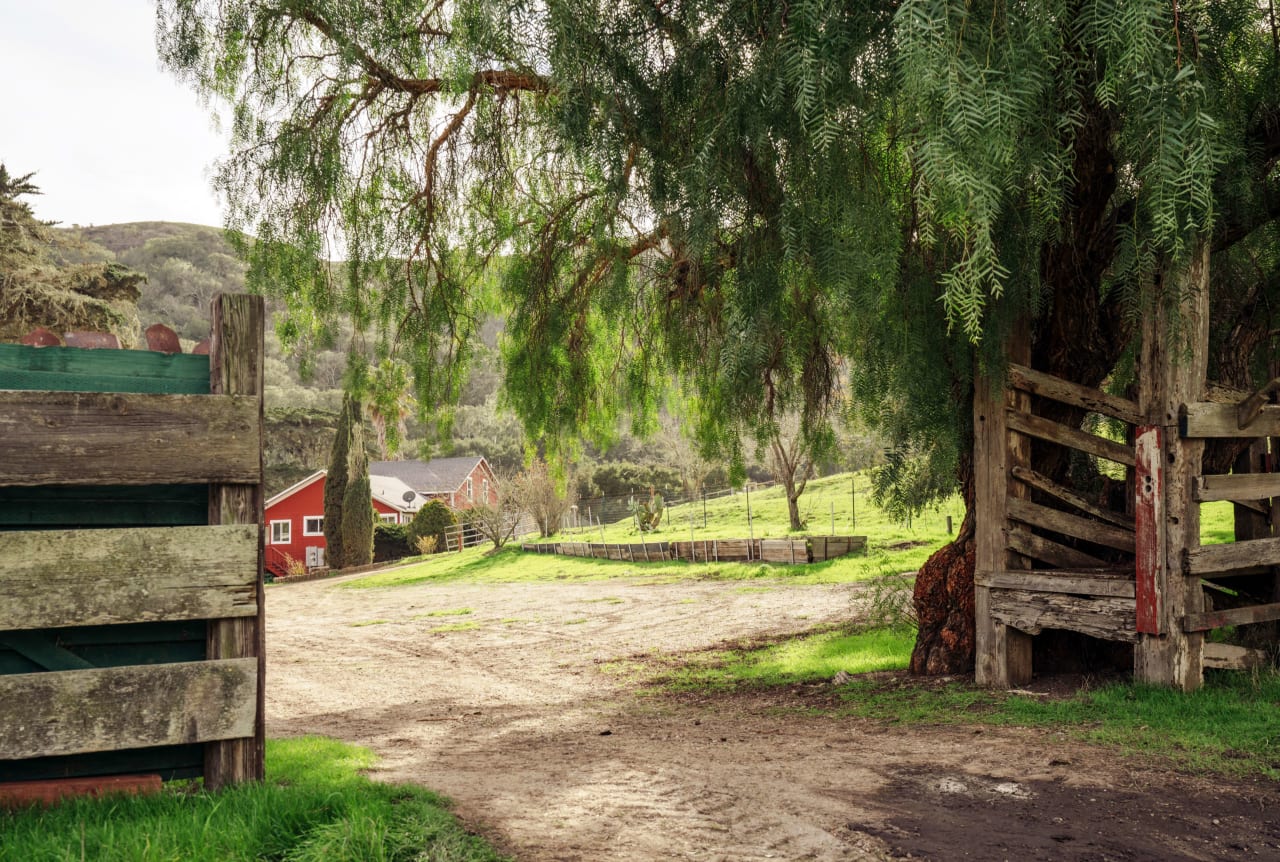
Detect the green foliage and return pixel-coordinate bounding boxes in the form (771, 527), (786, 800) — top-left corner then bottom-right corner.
(407, 500), (458, 553)
(373, 521), (413, 562)
(341, 473), (374, 568)
(0, 737), (509, 861)
(629, 491), (665, 532)
(323, 396), (354, 568)
(577, 461), (682, 500)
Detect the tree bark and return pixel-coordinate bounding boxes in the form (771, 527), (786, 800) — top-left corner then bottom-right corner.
(910, 454), (977, 674)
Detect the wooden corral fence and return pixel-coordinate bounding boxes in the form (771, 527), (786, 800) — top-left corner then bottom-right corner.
(976, 272), (1280, 690)
(0, 294), (265, 796)
(521, 535), (866, 565)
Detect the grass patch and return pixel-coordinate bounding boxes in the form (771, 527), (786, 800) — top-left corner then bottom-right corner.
(414, 608), (473, 618)
(0, 736), (507, 862)
(430, 621), (480, 633)
(833, 667), (1280, 780)
(348, 618), (390, 627)
(663, 625), (917, 691)
(563, 617), (589, 625)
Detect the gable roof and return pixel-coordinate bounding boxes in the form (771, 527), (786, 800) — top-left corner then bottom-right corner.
(265, 469), (326, 508)
(369, 474), (428, 514)
(369, 456), (489, 495)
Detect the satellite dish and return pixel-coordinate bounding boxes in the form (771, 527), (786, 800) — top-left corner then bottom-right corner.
(403, 491), (416, 503)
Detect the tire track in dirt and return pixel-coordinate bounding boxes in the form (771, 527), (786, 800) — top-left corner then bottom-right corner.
(265, 572), (1280, 861)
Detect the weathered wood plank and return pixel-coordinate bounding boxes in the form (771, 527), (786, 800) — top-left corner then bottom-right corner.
(975, 570), (1136, 599)
(1005, 409), (1136, 467)
(1007, 497), (1136, 553)
(1236, 377), (1280, 431)
(0, 391), (260, 486)
(989, 589), (1138, 643)
(1182, 602), (1280, 632)
(1005, 529), (1108, 569)
(1134, 427), (1163, 634)
(1007, 363), (1143, 425)
(1182, 401), (1280, 438)
(0, 659), (257, 760)
(1134, 244), (1208, 689)
(206, 294), (265, 791)
(1186, 536), (1280, 577)
(1201, 642), (1270, 671)
(1011, 465), (1134, 529)
(0, 525), (258, 631)
(1194, 473), (1280, 503)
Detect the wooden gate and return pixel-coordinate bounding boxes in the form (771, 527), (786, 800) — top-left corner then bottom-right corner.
(0, 295), (265, 792)
(975, 269), (1280, 690)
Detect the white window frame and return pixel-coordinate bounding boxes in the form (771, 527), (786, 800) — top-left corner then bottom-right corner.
(379, 513), (398, 524)
(302, 515), (324, 536)
(270, 519), (292, 545)
(482, 478), (489, 503)
(466, 477), (474, 501)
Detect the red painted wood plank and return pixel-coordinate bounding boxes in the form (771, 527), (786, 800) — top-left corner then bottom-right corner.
(0, 774), (162, 808)
(1134, 426), (1162, 634)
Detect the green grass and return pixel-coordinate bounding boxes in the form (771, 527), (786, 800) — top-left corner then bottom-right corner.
(430, 621), (480, 633)
(835, 669), (1280, 779)
(660, 625), (917, 691)
(414, 608), (474, 618)
(0, 737), (507, 862)
(1201, 499), (1235, 545)
(349, 618), (390, 627)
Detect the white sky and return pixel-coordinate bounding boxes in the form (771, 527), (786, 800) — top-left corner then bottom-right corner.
(0, 1), (228, 227)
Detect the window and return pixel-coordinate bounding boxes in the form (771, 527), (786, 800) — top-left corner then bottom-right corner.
(270, 520), (291, 545)
(482, 479), (489, 502)
(466, 477), (474, 501)
(302, 516), (324, 536)
(379, 513), (398, 524)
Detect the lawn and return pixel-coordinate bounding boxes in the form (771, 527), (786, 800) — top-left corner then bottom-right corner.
(0, 737), (508, 862)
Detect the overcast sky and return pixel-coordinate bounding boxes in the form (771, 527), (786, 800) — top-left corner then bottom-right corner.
(1, 2), (228, 227)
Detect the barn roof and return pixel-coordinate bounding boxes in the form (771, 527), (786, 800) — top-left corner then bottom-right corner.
(369, 474), (428, 513)
(369, 456), (489, 495)
(265, 469), (326, 508)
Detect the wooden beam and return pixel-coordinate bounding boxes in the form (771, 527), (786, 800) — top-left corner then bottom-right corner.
(1007, 497), (1136, 553)
(975, 570), (1136, 598)
(1183, 401), (1280, 438)
(0, 525), (258, 631)
(1011, 465), (1134, 529)
(0, 659), (257, 760)
(0, 391), (260, 487)
(1007, 363), (1143, 425)
(989, 588), (1138, 643)
(1186, 536), (1280, 577)
(1201, 642), (1270, 671)
(1183, 602), (1280, 632)
(205, 294), (266, 791)
(1134, 427), (1163, 634)
(1005, 409), (1136, 467)
(1005, 529), (1108, 569)
(1194, 472), (1280, 503)
(1237, 377), (1280, 430)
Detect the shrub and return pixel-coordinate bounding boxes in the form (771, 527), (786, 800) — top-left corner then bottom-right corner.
(407, 500), (456, 553)
(414, 535), (438, 555)
(373, 522), (412, 562)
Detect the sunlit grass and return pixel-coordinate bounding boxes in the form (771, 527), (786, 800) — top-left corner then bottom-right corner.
(660, 625), (917, 691)
(0, 737), (507, 862)
(430, 621), (480, 633)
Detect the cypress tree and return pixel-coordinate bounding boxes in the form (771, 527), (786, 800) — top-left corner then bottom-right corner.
(341, 399), (375, 567)
(322, 395), (353, 569)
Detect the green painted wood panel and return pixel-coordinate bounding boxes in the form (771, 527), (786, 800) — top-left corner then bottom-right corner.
(0, 343), (214, 784)
(0, 343), (209, 394)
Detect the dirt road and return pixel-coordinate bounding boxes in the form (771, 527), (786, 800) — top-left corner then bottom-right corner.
(266, 571), (1280, 861)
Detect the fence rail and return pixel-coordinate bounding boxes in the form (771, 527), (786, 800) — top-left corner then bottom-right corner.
(520, 535), (865, 565)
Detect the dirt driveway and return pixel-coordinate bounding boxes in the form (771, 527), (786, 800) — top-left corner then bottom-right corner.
(266, 570), (1280, 861)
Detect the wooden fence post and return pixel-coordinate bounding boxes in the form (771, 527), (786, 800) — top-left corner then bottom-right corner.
(205, 294), (265, 788)
(1134, 242), (1209, 690)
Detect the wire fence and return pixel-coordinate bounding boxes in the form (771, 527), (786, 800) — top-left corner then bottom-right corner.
(562, 480), (782, 534)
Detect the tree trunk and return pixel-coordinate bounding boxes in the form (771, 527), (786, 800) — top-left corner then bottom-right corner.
(786, 490), (802, 532)
(910, 457), (976, 674)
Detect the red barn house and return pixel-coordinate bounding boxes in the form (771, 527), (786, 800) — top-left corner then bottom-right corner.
(262, 456), (498, 576)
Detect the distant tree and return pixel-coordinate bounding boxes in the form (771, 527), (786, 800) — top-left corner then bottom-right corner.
(511, 460), (575, 538)
(468, 480), (526, 549)
(341, 421), (375, 567)
(323, 395), (355, 567)
(407, 501), (458, 553)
